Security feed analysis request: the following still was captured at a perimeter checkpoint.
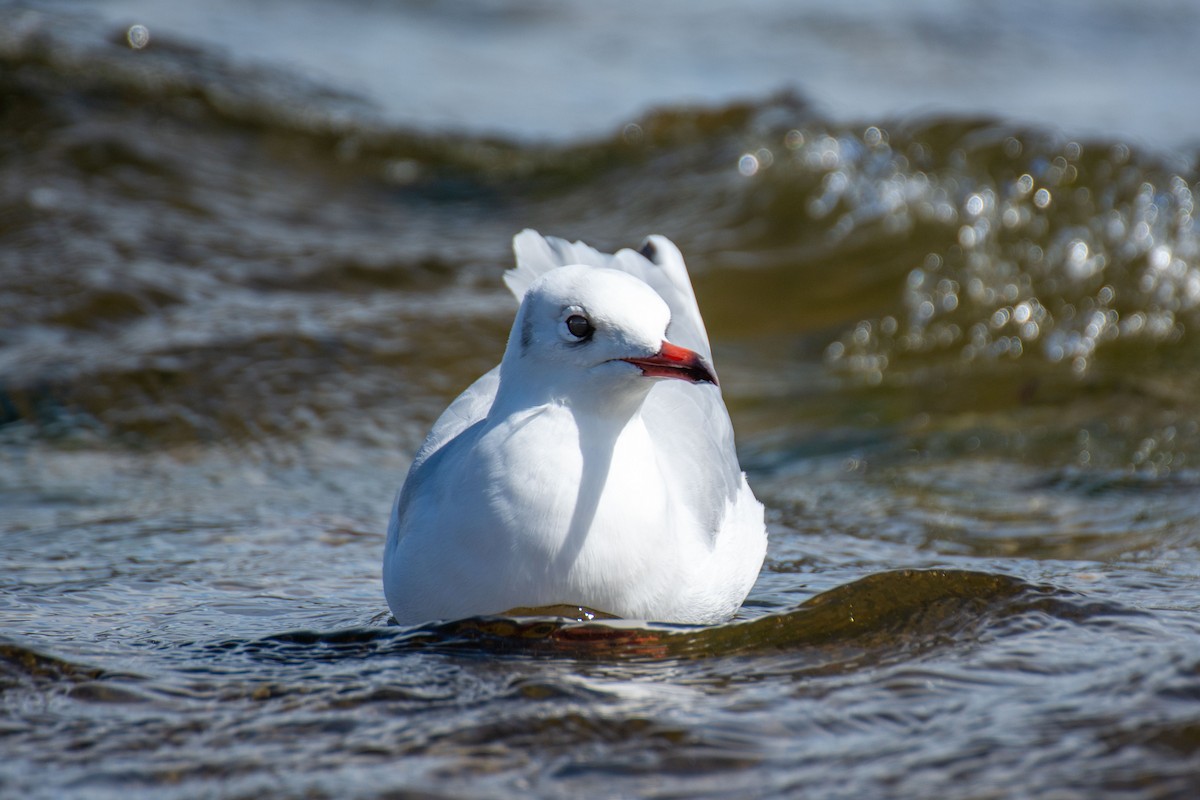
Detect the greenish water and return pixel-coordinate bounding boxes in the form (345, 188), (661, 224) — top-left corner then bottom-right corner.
(3, 4), (1200, 798)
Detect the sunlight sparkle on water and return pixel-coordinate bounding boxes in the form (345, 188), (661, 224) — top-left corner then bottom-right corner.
(127, 24), (150, 50)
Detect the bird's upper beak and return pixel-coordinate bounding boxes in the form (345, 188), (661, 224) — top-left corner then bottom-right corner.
(622, 341), (718, 386)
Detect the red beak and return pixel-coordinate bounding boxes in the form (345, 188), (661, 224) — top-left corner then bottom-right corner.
(622, 341), (718, 386)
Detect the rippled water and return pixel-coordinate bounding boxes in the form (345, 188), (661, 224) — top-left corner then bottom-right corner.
(4, 2), (1200, 798)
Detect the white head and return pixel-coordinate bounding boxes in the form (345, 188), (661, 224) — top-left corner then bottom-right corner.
(496, 265), (716, 412)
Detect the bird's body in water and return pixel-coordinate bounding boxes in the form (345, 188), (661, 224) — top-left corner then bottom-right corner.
(383, 231), (766, 625)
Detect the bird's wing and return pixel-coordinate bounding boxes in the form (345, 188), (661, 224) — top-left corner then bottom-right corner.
(507, 229), (713, 364)
(408, 366), (500, 474)
(508, 229), (743, 536)
(645, 381), (744, 537)
(389, 366), (498, 548)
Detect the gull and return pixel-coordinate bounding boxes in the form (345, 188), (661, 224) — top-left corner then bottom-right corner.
(383, 230), (766, 625)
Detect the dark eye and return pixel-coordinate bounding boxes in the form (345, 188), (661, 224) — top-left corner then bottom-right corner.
(565, 314), (594, 340)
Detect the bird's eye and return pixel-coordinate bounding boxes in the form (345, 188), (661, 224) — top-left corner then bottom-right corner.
(565, 314), (594, 339)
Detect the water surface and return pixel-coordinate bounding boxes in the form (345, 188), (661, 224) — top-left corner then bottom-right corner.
(3, 2), (1200, 798)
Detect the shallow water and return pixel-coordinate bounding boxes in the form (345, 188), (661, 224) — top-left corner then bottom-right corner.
(3, 2), (1200, 798)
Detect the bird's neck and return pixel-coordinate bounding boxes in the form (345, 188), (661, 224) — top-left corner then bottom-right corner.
(491, 366), (651, 429)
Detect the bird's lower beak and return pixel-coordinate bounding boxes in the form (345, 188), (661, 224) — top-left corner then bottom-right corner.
(622, 341), (718, 386)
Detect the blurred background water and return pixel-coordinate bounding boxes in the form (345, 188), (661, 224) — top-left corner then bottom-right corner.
(2, 1), (1200, 798)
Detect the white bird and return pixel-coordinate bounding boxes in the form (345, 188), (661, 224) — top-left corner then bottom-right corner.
(383, 230), (766, 625)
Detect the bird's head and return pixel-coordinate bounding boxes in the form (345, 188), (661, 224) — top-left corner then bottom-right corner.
(498, 266), (716, 410)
